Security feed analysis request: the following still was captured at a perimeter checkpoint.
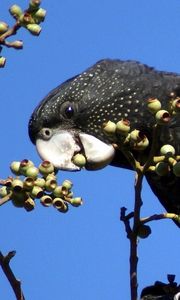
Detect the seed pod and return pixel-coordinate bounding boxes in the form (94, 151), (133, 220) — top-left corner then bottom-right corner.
(72, 153), (86, 168)
(30, 186), (44, 198)
(52, 198), (65, 209)
(147, 98), (162, 114)
(24, 197), (35, 211)
(155, 110), (170, 124)
(45, 179), (57, 192)
(160, 144), (175, 156)
(46, 173), (56, 181)
(53, 186), (63, 198)
(172, 98), (180, 113)
(25, 166), (39, 178)
(40, 195), (52, 207)
(137, 225), (152, 239)
(23, 177), (34, 190)
(29, 0), (41, 9)
(11, 40), (23, 49)
(10, 161), (21, 175)
(39, 161), (54, 176)
(11, 191), (27, 207)
(26, 24), (42, 36)
(62, 180), (73, 190)
(70, 197), (83, 207)
(133, 136), (149, 151)
(0, 22), (9, 34)
(12, 179), (23, 192)
(155, 162), (170, 176)
(0, 56), (6, 68)
(0, 186), (8, 197)
(55, 200), (69, 213)
(9, 5), (22, 18)
(103, 120), (116, 135)
(173, 162), (180, 177)
(34, 8), (46, 23)
(34, 178), (46, 188)
(19, 159), (34, 175)
(129, 129), (141, 142)
(116, 119), (130, 136)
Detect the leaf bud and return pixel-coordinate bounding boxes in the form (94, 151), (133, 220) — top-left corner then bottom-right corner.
(147, 98), (162, 114)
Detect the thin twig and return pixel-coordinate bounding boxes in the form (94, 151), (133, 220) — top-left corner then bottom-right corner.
(0, 192), (12, 206)
(0, 251), (25, 300)
(141, 212), (180, 224)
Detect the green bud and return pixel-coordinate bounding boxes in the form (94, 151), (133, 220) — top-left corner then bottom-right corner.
(172, 98), (180, 113)
(155, 162), (170, 176)
(34, 8), (46, 23)
(72, 153), (86, 168)
(0, 22), (9, 34)
(137, 225), (151, 239)
(19, 159), (34, 175)
(34, 178), (46, 188)
(70, 197), (83, 207)
(45, 179), (57, 191)
(12, 178), (23, 192)
(62, 180), (73, 190)
(173, 162), (180, 177)
(0, 56), (6, 68)
(39, 161), (54, 176)
(11, 40), (23, 49)
(30, 186), (44, 198)
(27, 23), (41, 36)
(29, 0), (41, 9)
(23, 177), (34, 190)
(10, 161), (21, 175)
(40, 195), (52, 207)
(160, 144), (175, 156)
(0, 186), (8, 197)
(9, 5), (23, 19)
(155, 110), (170, 125)
(116, 119), (130, 136)
(25, 166), (39, 178)
(103, 120), (116, 135)
(24, 197), (35, 211)
(53, 186), (63, 198)
(147, 98), (161, 114)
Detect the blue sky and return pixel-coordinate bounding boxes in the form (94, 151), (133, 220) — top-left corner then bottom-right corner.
(1, 0), (180, 299)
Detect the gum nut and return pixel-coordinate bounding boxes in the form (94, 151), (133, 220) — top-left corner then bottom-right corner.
(25, 166), (39, 178)
(34, 8), (46, 21)
(45, 179), (57, 191)
(155, 110), (170, 124)
(173, 162), (180, 177)
(10, 161), (21, 175)
(31, 186), (43, 198)
(137, 225), (152, 239)
(103, 120), (116, 135)
(57, 203), (69, 213)
(0, 186), (8, 197)
(72, 154), (86, 168)
(155, 162), (170, 176)
(12, 191), (27, 207)
(34, 178), (46, 188)
(160, 144), (175, 156)
(172, 98), (180, 112)
(71, 197), (83, 207)
(46, 173), (56, 181)
(12, 40), (23, 49)
(19, 159), (34, 175)
(62, 180), (73, 190)
(27, 24), (42, 36)
(9, 5), (22, 18)
(53, 186), (63, 197)
(24, 198), (35, 212)
(130, 129), (140, 142)
(29, 0), (41, 8)
(116, 119), (130, 135)
(23, 177), (34, 190)
(39, 161), (54, 175)
(133, 136), (149, 151)
(0, 22), (9, 33)
(52, 198), (65, 209)
(12, 179), (23, 192)
(40, 195), (52, 207)
(147, 98), (162, 114)
(0, 56), (6, 67)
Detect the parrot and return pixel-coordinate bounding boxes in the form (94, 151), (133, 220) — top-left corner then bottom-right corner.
(28, 59), (180, 226)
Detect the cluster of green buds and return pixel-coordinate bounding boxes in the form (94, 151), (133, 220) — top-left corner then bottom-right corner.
(0, 0), (46, 67)
(0, 159), (83, 213)
(103, 119), (149, 151)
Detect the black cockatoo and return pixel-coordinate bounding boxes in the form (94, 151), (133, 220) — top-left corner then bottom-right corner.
(28, 59), (180, 226)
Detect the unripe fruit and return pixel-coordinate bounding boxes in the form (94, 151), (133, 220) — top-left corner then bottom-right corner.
(30, 186), (44, 198)
(62, 180), (73, 190)
(103, 120), (116, 135)
(40, 195), (52, 207)
(130, 129), (141, 142)
(72, 153), (86, 168)
(10, 161), (21, 175)
(53, 186), (63, 198)
(147, 98), (162, 114)
(70, 197), (83, 207)
(39, 161), (54, 175)
(0, 56), (6, 67)
(34, 8), (46, 23)
(27, 24), (42, 36)
(133, 136), (149, 151)
(52, 198), (65, 209)
(137, 225), (151, 239)
(12, 179), (23, 192)
(0, 186), (8, 197)
(57, 202), (68, 213)
(19, 159), (34, 175)
(9, 5), (22, 18)
(172, 98), (180, 113)
(116, 119), (130, 136)
(34, 178), (46, 188)
(25, 166), (39, 178)
(155, 110), (170, 124)
(173, 162), (180, 177)
(11, 40), (23, 49)
(160, 144), (175, 156)
(0, 22), (9, 34)
(155, 162), (170, 176)
(11, 191), (27, 207)
(29, 0), (41, 9)
(46, 173), (56, 181)
(45, 179), (57, 192)
(24, 197), (35, 211)
(23, 177), (34, 190)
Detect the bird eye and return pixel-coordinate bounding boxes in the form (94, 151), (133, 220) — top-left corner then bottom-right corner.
(61, 102), (76, 119)
(64, 105), (74, 118)
(40, 128), (52, 140)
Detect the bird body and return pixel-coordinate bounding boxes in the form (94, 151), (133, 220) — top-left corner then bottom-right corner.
(29, 59), (180, 226)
